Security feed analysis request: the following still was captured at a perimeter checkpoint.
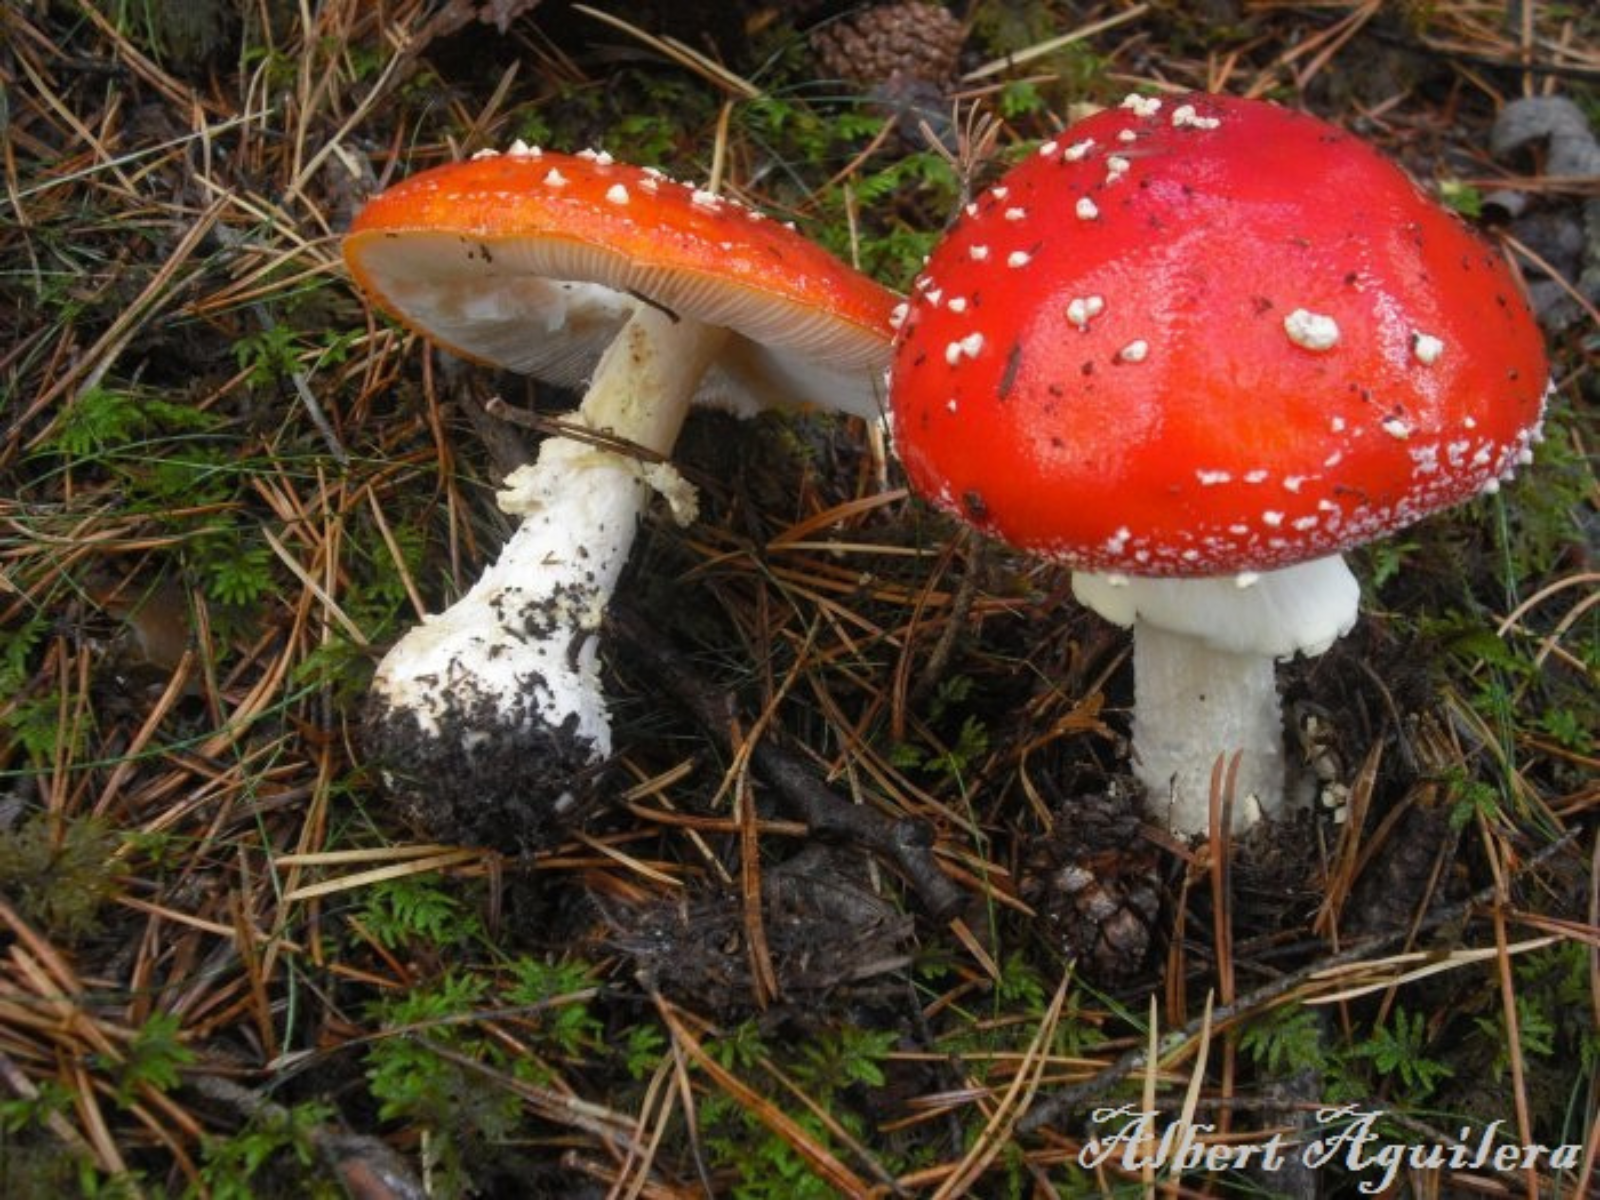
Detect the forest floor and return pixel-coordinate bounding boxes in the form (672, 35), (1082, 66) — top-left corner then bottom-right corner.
(0, 2), (1596, 1196)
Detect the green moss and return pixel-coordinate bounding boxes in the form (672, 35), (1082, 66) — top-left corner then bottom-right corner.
(0, 813), (119, 942)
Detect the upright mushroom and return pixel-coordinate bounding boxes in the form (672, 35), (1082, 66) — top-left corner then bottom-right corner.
(346, 145), (898, 848)
(889, 94), (1549, 836)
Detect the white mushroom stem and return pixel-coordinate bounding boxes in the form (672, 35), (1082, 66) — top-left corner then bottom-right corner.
(1124, 623), (1286, 834)
(1072, 555), (1360, 836)
(372, 304), (729, 767)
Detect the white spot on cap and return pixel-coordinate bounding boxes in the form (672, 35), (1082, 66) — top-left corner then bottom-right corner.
(1120, 94), (1163, 117)
(888, 302), (909, 329)
(544, 168), (567, 187)
(970, 245), (990, 261)
(1262, 511), (1285, 528)
(605, 184), (629, 205)
(945, 332), (984, 364)
(691, 188), (721, 208)
(1066, 295), (1105, 328)
(471, 147), (500, 160)
(1004, 207), (1027, 221)
(1411, 445), (1439, 472)
(1105, 155), (1130, 181)
(1075, 197), (1099, 220)
(1196, 469), (1231, 485)
(1118, 129), (1139, 143)
(1330, 416), (1347, 433)
(509, 140), (540, 157)
(992, 187), (1009, 200)
(1284, 308), (1340, 351)
(947, 297), (968, 313)
(1117, 340), (1149, 363)
(1283, 476), (1306, 493)
(1038, 140), (1059, 156)
(1381, 416), (1412, 439)
(1412, 332), (1444, 365)
(1244, 470), (1269, 484)
(1064, 139), (1095, 161)
(1171, 104), (1221, 130)
(1007, 250), (1032, 268)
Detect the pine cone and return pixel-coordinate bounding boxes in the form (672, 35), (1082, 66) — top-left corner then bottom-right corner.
(1022, 789), (1163, 985)
(810, 2), (965, 90)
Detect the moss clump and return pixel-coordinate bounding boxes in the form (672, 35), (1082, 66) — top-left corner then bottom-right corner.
(0, 813), (119, 942)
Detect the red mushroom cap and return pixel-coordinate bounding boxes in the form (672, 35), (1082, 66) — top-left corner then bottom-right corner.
(889, 93), (1550, 575)
(345, 147), (898, 417)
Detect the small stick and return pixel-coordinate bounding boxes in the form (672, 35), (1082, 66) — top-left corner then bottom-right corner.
(910, 533), (987, 706)
(608, 604), (977, 927)
(190, 1074), (425, 1200)
(483, 395), (671, 464)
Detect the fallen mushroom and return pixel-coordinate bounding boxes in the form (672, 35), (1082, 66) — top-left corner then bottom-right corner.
(345, 145), (898, 848)
(889, 94), (1550, 836)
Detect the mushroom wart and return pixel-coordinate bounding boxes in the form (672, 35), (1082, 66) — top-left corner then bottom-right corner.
(889, 93), (1549, 836)
(345, 148), (897, 849)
